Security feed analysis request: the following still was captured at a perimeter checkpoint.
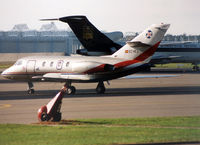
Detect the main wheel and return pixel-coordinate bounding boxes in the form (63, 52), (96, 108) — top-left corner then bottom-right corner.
(28, 89), (34, 94)
(53, 112), (62, 122)
(96, 83), (105, 94)
(67, 86), (76, 95)
(96, 86), (105, 94)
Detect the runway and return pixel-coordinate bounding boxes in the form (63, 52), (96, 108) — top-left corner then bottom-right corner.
(0, 73), (200, 124)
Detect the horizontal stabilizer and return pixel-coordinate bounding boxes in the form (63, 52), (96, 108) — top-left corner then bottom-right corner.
(127, 41), (151, 47)
(40, 18), (59, 21)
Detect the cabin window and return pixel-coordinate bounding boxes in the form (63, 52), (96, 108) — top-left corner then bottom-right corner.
(50, 62), (54, 67)
(66, 62), (69, 67)
(42, 61), (46, 67)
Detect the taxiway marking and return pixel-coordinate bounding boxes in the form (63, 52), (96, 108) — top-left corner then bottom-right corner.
(0, 104), (11, 109)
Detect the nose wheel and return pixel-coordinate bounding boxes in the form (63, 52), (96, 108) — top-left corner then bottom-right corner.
(28, 89), (35, 94)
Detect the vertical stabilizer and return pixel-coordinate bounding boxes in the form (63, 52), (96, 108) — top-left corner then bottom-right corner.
(111, 23), (170, 63)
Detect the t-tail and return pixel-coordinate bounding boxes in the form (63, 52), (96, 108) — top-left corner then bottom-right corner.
(111, 23), (170, 64)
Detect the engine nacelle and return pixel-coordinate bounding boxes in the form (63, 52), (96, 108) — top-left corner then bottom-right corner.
(104, 64), (115, 71)
(71, 61), (102, 73)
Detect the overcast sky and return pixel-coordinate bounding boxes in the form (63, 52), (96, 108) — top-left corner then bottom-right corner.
(0, 0), (200, 34)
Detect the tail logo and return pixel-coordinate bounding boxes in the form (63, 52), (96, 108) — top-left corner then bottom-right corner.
(146, 30), (153, 39)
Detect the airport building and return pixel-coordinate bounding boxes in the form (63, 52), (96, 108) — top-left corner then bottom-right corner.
(0, 23), (123, 62)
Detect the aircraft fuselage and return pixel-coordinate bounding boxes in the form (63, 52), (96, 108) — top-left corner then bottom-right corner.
(1, 55), (146, 83)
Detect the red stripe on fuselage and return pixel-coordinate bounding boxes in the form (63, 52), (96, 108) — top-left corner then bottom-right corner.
(84, 41), (161, 74)
(114, 41), (161, 68)
(84, 64), (106, 74)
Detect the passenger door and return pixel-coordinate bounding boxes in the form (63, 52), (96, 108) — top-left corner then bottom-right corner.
(26, 60), (36, 75)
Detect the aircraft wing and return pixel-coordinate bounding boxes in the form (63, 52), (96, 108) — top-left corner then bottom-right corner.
(31, 73), (88, 81)
(41, 73), (92, 81)
(32, 73), (178, 82)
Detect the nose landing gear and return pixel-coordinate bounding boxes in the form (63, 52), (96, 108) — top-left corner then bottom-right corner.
(27, 81), (34, 94)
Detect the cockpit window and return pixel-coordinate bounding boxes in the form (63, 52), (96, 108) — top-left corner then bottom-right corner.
(14, 60), (23, 66)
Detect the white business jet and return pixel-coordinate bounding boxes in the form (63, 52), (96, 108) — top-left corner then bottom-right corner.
(1, 18), (170, 95)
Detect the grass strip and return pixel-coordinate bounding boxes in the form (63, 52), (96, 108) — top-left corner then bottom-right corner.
(0, 116), (200, 145)
(76, 116), (200, 128)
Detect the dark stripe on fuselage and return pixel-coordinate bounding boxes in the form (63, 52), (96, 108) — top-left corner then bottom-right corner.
(157, 47), (200, 52)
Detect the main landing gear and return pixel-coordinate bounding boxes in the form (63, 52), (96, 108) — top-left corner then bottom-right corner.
(65, 81), (106, 94)
(27, 81), (34, 94)
(96, 81), (106, 94)
(65, 81), (76, 95)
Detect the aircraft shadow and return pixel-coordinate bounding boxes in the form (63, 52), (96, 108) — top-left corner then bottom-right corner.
(0, 86), (200, 100)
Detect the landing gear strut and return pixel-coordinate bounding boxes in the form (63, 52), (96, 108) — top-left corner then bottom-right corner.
(96, 81), (105, 94)
(27, 81), (34, 94)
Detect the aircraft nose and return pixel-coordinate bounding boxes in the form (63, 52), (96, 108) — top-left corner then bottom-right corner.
(1, 69), (9, 78)
(1, 69), (6, 76)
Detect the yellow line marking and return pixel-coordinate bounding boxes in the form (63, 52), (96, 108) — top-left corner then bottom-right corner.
(0, 104), (12, 109)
